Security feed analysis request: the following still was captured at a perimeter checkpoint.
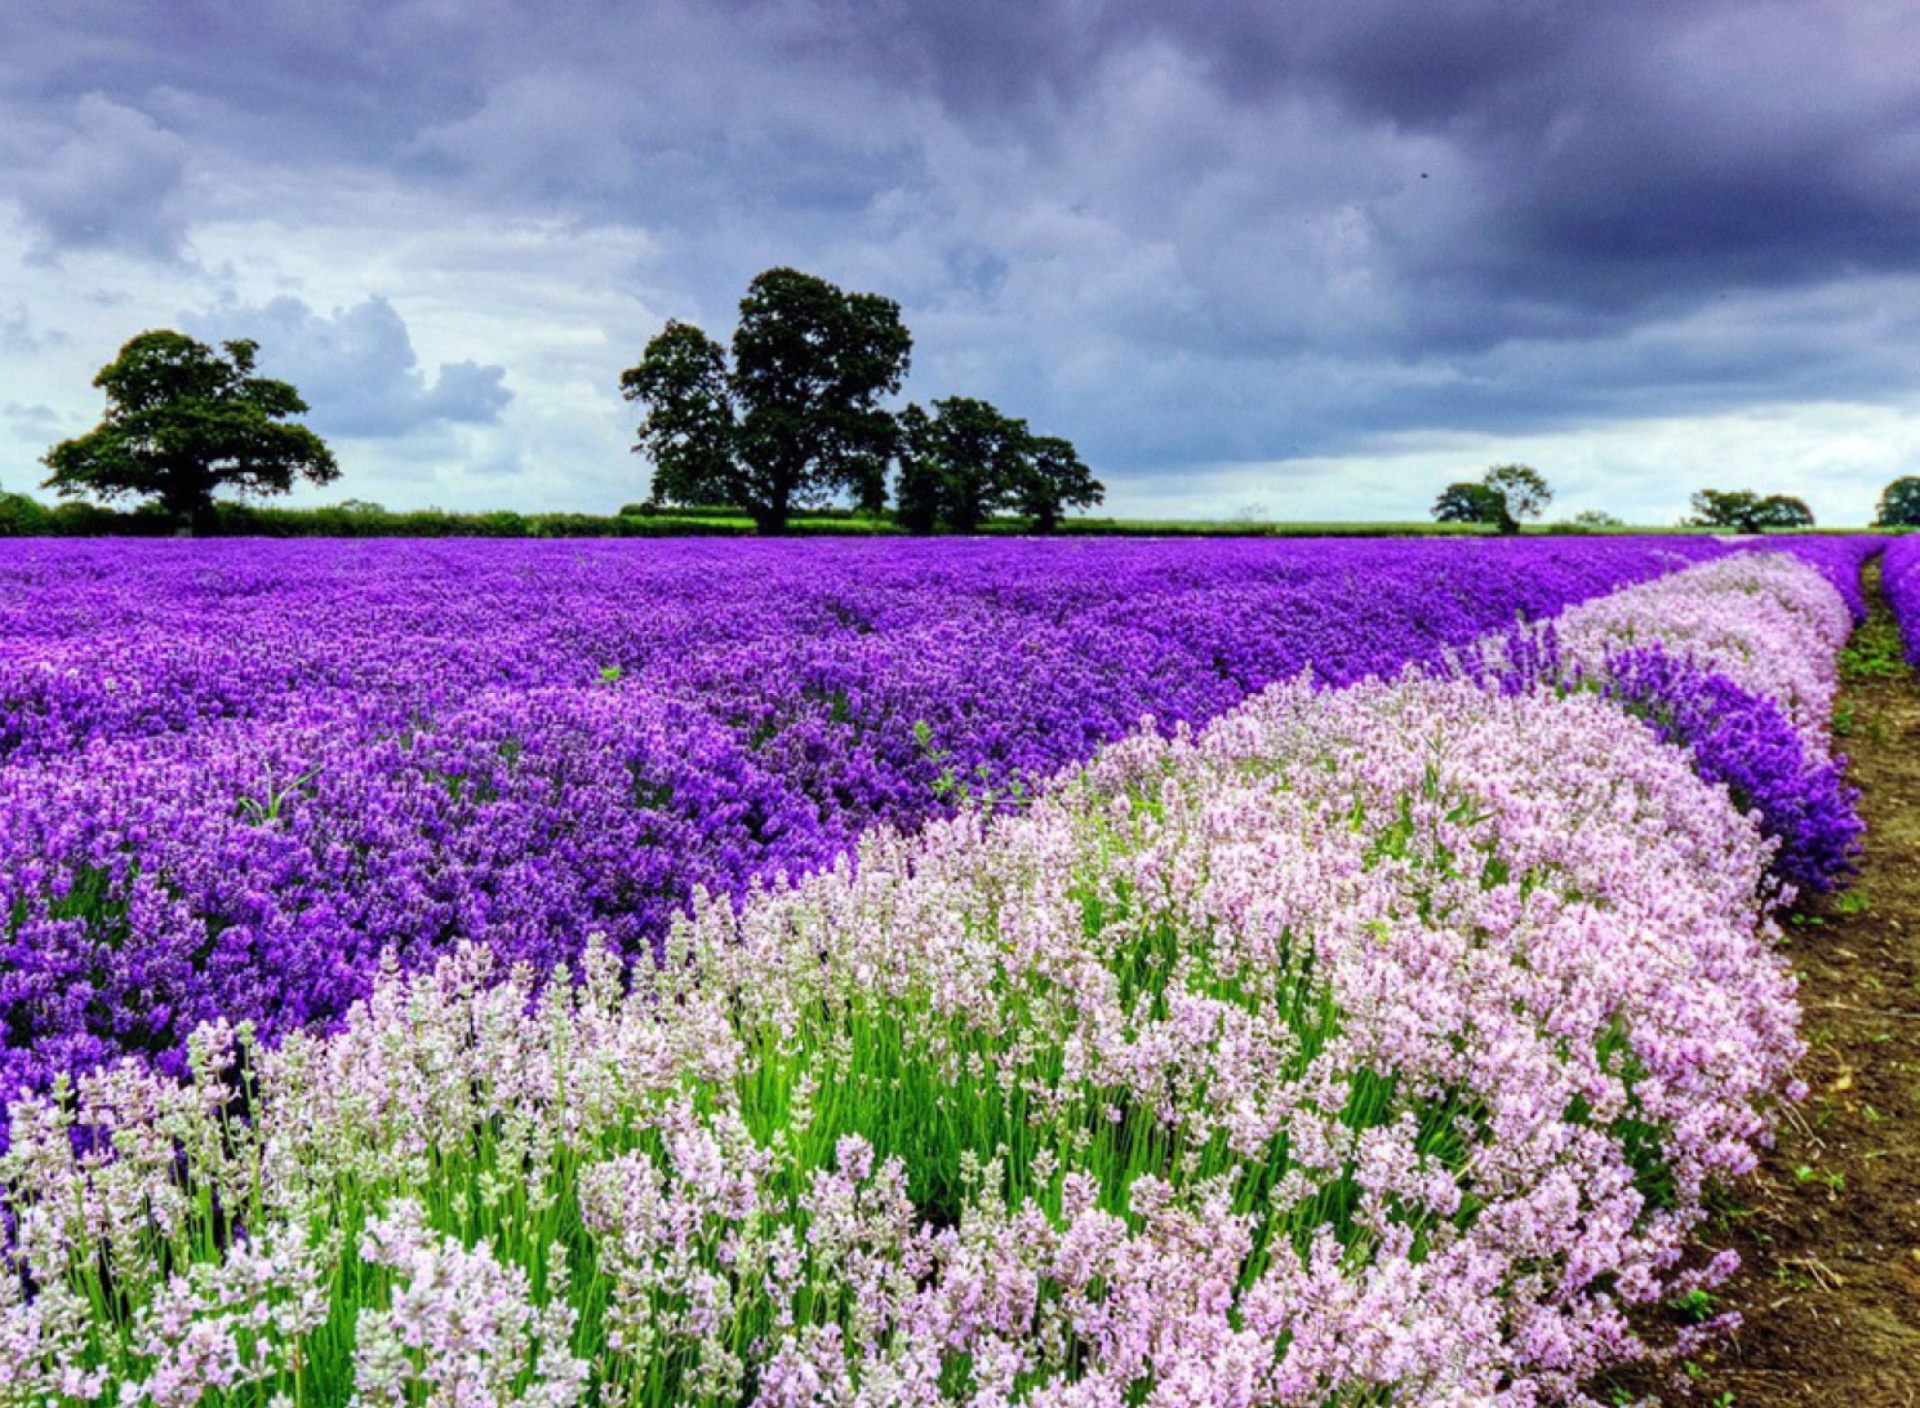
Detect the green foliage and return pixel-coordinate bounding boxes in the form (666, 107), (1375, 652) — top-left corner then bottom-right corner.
(1430, 464), (1552, 534)
(910, 718), (1031, 813)
(620, 319), (738, 508)
(735, 268), (911, 520)
(1873, 474), (1920, 527)
(1431, 481), (1506, 528)
(894, 398), (1103, 533)
(41, 330), (339, 532)
(0, 496), (913, 538)
(1687, 488), (1815, 532)
(0, 490), (51, 536)
(1839, 611), (1910, 682)
(620, 268), (913, 533)
(1483, 464), (1552, 530)
(1832, 887), (1870, 916)
(1670, 1285), (1719, 1324)
(895, 397), (1027, 532)
(1017, 433), (1104, 532)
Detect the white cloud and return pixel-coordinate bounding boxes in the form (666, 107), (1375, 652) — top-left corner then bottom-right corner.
(186, 295), (511, 439)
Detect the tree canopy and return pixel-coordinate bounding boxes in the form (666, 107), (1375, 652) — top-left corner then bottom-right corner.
(1016, 435), (1104, 533)
(1483, 465), (1551, 529)
(1431, 481), (1507, 528)
(41, 330), (338, 532)
(1686, 489), (1815, 532)
(1874, 476), (1920, 528)
(1430, 464), (1551, 534)
(893, 398), (1104, 533)
(620, 268), (912, 533)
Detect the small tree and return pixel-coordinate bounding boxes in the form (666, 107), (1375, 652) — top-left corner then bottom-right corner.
(42, 330), (338, 533)
(894, 398), (1032, 533)
(621, 320), (738, 508)
(620, 268), (912, 533)
(1688, 489), (1816, 532)
(1483, 464), (1552, 533)
(1754, 494), (1815, 530)
(1017, 435), (1103, 532)
(1431, 481), (1507, 529)
(893, 399), (1101, 534)
(1687, 489), (1758, 530)
(1430, 464), (1551, 534)
(1875, 476), (1920, 528)
(891, 405), (945, 534)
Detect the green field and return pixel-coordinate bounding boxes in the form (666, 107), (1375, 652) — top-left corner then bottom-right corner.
(0, 489), (1892, 537)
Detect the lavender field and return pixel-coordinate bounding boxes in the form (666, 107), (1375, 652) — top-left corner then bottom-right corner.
(0, 535), (1883, 1406)
(1, 534), (1796, 1109)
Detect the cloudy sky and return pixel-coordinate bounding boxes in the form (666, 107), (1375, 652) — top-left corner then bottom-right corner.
(3, 0), (1918, 525)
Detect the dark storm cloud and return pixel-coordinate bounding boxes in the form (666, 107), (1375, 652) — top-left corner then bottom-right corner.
(2, 0), (1917, 498)
(735, 0), (1920, 317)
(186, 296), (512, 440)
(0, 0), (483, 165)
(1203, 0), (1920, 327)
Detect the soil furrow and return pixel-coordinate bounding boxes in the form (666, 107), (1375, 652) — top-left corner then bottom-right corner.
(1666, 558), (1920, 1405)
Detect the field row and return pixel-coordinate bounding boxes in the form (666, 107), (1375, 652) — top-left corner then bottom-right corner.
(1, 543), (1870, 1405)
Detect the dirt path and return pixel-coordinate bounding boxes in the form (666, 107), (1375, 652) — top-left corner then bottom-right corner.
(1664, 562), (1920, 1405)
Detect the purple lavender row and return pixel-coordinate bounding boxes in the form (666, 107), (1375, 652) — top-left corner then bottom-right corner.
(1882, 533), (1920, 661)
(0, 536), (1858, 1115)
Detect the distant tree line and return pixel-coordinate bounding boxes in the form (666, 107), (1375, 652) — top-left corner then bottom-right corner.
(1426, 467), (1905, 533)
(0, 496), (817, 539)
(620, 267), (1102, 534)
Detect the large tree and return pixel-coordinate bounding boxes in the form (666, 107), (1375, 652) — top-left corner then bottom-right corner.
(620, 268), (912, 532)
(1430, 464), (1552, 534)
(1874, 476), (1920, 528)
(41, 330), (338, 532)
(1687, 489), (1815, 532)
(893, 398), (1103, 533)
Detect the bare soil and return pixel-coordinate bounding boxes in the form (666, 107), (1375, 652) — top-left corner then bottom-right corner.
(1623, 564), (1920, 1406)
